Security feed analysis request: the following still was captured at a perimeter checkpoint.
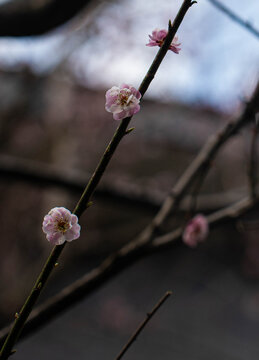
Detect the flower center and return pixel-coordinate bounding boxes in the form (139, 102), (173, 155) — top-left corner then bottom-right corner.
(119, 90), (133, 106)
(193, 224), (201, 235)
(56, 219), (70, 233)
(156, 39), (164, 47)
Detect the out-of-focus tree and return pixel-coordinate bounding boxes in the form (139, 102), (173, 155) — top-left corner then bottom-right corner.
(0, 0), (95, 36)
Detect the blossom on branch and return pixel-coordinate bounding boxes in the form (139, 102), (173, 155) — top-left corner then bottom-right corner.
(146, 28), (181, 54)
(182, 214), (208, 248)
(105, 84), (141, 121)
(42, 207), (80, 245)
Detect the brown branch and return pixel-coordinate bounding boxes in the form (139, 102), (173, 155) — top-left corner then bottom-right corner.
(188, 162), (210, 217)
(1, 19), (258, 357)
(0, 2), (196, 359)
(248, 119), (259, 199)
(0, 82), (258, 350)
(207, 0), (259, 39)
(115, 291), (172, 360)
(0, 0), (95, 37)
(0, 154), (253, 212)
(130, 81), (259, 248)
(0, 195), (257, 347)
(153, 196), (257, 248)
(0, 81), (258, 348)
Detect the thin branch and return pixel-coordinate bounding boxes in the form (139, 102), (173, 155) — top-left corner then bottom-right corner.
(248, 118), (259, 199)
(73, 0), (196, 219)
(0, 195), (257, 347)
(0, 80), (258, 348)
(188, 162), (211, 217)
(0, 2), (195, 359)
(0, 154), (253, 212)
(115, 291), (172, 360)
(129, 81), (259, 250)
(207, 0), (259, 39)
(1, 6), (258, 354)
(152, 196), (257, 248)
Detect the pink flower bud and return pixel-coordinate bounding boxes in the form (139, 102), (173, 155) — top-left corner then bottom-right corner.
(42, 207), (81, 245)
(105, 84), (141, 121)
(146, 28), (181, 54)
(182, 214), (208, 248)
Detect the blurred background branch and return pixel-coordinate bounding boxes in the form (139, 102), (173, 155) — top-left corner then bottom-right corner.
(0, 1), (259, 358)
(248, 119), (259, 199)
(0, 154), (255, 212)
(0, 191), (257, 347)
(207, 0), (259, 39)
(1, 79), (258, 346)
(0, 0), (98, 37)
(0, 3), (197, 358)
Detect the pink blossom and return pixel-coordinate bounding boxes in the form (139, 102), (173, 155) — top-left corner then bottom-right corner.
(182, 214), (208, 248)
(146, 28), (181, 54)
(105, 84), (141, 121)
(42, 207), (80, 245)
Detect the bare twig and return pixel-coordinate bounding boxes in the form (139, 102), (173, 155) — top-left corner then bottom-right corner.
(207, 0), (259, 39)
(0, 81), (258, 348)
(0, 2), (196, 359)
(115, 291), (172, 360)
(1, 11), (258, 357)
(0, 195), (257, 347)
(248, 118), (259, 199)
(0, 154), (254, 212)
(153, 196), (257, 248)
(129, 81), (259, 250)
(188, 162), (211, 217)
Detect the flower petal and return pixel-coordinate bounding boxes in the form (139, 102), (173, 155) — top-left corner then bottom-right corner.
(42, 207), (81, 244)
(105, 84), (141, 121)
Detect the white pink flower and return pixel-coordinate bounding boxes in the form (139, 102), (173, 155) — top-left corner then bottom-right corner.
(105, 84), (141, 121)
(182, 214), (208, 248)
(42, 207), (80, 245)
(146, 28), (181, 54)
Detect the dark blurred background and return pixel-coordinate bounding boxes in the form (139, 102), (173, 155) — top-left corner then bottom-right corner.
(0, 0), (259, 359)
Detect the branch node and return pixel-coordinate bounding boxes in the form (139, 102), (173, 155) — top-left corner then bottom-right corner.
(125, 127), (135, 135)
(86, 201), (93, 208)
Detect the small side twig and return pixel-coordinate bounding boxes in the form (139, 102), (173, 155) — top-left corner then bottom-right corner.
(207, 0), (259, 39)
(115, 291), (172, 360)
